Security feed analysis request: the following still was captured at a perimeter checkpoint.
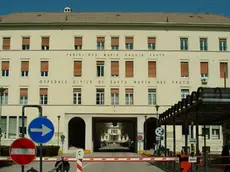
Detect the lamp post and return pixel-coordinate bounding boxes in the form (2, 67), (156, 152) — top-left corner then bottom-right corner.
(0, 87), (6, 156)
(155, 105), (160, 127)
(57, 115), (61, 147)
(144, 115), (147, 152)
(155, 105), (160, 155)
(224, 64), (227, 88)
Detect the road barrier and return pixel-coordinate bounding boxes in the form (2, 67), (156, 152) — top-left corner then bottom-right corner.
(0, 156), (179, 162)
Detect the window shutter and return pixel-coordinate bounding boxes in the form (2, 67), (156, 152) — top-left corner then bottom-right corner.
(125, 61), (133, 77)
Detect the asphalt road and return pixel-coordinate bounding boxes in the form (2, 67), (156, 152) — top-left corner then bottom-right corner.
(0, 153), (165, 172)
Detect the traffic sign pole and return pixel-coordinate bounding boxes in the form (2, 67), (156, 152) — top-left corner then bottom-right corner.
(22, 105), (43, 172)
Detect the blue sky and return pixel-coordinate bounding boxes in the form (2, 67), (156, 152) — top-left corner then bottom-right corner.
(0, 0), (229, 17)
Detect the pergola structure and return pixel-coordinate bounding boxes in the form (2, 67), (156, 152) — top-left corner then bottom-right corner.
(159, 87), (230, 171)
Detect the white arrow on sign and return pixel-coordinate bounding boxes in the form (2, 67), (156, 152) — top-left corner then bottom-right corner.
(30, 124), (52, 136)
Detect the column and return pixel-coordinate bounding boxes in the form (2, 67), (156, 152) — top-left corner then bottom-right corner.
(137, 116), (145, 153)
(84, 116), (92, 152)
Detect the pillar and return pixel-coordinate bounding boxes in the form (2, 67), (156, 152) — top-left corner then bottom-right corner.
(84, 116), (92, 152)
(137, 116), (145, 153)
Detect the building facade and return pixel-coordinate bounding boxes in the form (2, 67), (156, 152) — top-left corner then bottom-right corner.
(0, 9), (229, 153)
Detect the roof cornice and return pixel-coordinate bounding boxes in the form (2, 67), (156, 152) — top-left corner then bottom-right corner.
(0, 22), (230, 28)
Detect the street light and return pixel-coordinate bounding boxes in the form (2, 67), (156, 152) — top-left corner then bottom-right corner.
(0, 87), (6, 156)
(57, 115), (61, 146)
(155, 105), (160, 127)
(144, 115), (147, 152)
(155, 105), (160, 155)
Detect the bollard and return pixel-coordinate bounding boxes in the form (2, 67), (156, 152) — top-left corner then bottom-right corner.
(26, 167), (38, 172)
(179, 154), (192, 172)
(76, 148), (84, 172)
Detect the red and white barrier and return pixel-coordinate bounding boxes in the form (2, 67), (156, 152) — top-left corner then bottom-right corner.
(0, 156), (179, 162)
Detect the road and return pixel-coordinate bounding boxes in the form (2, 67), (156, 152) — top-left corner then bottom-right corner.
(0, 153), (165, 172)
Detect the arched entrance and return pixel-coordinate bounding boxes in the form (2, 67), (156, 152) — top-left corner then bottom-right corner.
(144, 117), (157, 150)
(68, 117), (85, 149)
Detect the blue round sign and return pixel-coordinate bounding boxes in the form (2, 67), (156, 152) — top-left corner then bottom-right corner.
(28, 117), (55, 144)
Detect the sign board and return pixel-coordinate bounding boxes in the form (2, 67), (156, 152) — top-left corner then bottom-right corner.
(9, 138), (36, 165)
(155, 127), (164, 136)
(137, 133), (144, 141)
(156, 136), (161, 141)
(188, 156), (197, 163)
(189, 138), (196, 143)
(138, 135), (143, 141)
(76, 148), (84, 159)
(28, 117), (55, 144)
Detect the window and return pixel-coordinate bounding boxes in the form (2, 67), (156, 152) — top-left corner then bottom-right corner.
(1, 61), (9, 77)
(19, 117), (27, 136)
(181, 62), (189, 77)
(20, 88), (28, 105)
(125, 88), (133, 105)
(40, 88), (48, 104)
(0, 116), (7, 138)
(111, 61), (119, 77)
(96, 88), (104, 105)
(202, 126), (210, 139)
(125, 37), (133, 50)
(2, 37), (10, 50)
(111, 129), (118, 133)
(212, 126), (220, 139)
(74, 37), (82, 50)
(200, 62), (208, 78)
(8, 117), (17, 139)
(21, 61), (29, 77)
(200, 38), (208, 51)
(125, 61), (133, 77)
(219, 38), (227, 51)
(111, 88), (119, 105)
(111, 37), (119, 50)
(22, 37), (30, 50)
(148, 89), (156, 105)
(97, 37), (105, 50)
(220, 62), (228, 78)
(74, 61), (82, 77)
(41, 37), (49, 50)
(148, 37), (156, 50)
(180, 38), (188, 50)
(181, 89), (189, 99)
(1, 88), (8, 104)
(97, 61), (104, 77)
(40, 61), (49, 77)
(148, 61), (156, 78)
(73, 88), (82, 105)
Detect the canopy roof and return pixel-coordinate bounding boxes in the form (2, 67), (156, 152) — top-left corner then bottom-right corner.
(159, 87), (230, 125)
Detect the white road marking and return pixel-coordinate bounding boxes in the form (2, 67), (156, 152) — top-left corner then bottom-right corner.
(83, 163), (95, 168)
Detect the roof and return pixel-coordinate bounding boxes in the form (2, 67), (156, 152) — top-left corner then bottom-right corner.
(159, 87), (230, 125)
(0, 12), (230, 27)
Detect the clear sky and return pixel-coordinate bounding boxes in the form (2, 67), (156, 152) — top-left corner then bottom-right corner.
(0, 0), (229, 17)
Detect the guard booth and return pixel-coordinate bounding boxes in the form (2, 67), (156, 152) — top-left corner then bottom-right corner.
(158, 87), (230, 172)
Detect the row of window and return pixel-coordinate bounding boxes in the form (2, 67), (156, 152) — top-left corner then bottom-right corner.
(0, 88), (191, 105)
(0, 87), (158, 105)
(0, 116), (27, 139)
(0, 60), (228, 78)
(1, 36), (228, 51)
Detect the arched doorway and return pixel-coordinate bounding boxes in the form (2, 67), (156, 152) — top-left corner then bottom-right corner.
(68, 117), (85, 149)
(144, 117), (157, 150)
